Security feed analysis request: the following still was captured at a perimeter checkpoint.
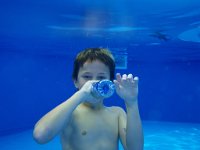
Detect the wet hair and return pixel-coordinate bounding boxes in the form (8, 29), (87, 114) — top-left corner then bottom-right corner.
(72, 48), (115, 81)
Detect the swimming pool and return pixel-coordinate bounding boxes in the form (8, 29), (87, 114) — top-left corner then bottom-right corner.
(1, 0), (200, 150)
(0, 121), (199, 150)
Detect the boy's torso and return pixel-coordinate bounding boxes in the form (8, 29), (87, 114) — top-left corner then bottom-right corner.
(60, 105), (120, 150)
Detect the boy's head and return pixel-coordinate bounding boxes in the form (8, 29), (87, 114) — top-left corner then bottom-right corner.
(72, 48), (115, 82)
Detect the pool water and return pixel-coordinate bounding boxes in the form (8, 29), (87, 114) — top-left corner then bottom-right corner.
(0, 121), (199, 150)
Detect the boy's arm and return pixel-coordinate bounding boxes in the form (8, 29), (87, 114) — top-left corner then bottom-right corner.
(118, 102), (143, 150)
(33, 91), (83, 144)
(125, 101), (143, 150)
(33, 81), (95, 144)
(114, 73), (144, 150)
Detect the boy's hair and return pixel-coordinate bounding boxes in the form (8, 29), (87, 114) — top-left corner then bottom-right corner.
(72, 48), (115, 81)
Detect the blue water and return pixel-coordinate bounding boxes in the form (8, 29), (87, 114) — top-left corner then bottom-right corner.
(0, 121), (200, 150)
(1, 0), (200, 150)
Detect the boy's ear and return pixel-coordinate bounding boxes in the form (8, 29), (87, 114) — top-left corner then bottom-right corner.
(73, 79), (79, 89)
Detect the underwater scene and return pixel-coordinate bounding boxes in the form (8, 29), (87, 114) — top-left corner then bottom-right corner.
(0, 0), (200, 149)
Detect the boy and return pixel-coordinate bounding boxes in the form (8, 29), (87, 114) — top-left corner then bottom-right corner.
(33, 48), (144, 150)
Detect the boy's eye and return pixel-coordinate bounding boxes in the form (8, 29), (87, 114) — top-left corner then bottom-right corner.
(82, 75), (92, 79)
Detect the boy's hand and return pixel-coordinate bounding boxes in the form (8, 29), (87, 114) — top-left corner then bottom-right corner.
(114, 73), (139, 106)
(78, 80), (101, 104)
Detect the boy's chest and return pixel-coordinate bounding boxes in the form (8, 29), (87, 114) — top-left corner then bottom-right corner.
(61, 108), (119, 149)
(70, 108), (119, 139)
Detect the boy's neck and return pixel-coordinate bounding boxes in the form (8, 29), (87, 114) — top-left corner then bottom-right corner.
(82, 101), (104, 110)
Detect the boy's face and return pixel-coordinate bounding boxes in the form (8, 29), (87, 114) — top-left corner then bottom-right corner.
(74, 59), (110, 90)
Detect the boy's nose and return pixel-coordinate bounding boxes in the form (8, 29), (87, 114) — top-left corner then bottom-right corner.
(92, 78), (99, 81)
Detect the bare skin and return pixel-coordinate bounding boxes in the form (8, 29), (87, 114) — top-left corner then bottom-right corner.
(33, 60), (143, 150)
(61, 104), (121, 150)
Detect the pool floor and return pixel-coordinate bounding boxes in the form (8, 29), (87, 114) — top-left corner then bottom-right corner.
(0, 121), (200, 150)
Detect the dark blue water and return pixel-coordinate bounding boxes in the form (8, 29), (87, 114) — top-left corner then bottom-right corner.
(0, 0), (200, 149)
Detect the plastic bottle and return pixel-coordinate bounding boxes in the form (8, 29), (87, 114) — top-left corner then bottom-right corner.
(91, 79), (115, 98)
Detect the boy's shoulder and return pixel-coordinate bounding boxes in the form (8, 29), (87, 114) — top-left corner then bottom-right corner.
(106, 106), (126, 115)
